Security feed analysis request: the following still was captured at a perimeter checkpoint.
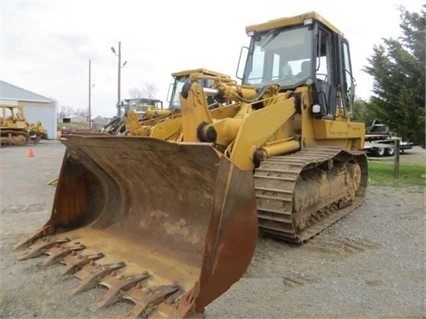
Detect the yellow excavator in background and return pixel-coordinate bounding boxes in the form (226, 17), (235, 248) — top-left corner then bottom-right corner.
(15, 11), (368, 318)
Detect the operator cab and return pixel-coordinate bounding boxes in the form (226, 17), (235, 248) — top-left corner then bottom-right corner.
(168, 69), (231, 109)
(240, 11), (356, 119)
(124, 98), (163, 119)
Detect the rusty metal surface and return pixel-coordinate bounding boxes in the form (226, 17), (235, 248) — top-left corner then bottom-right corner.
(42, 243), (86, 266)
(17, 236), (69, 260)
(97, 272), (151, 308)
(60, 251), (104, 276)
(72, 261), (126, 294)
(124, 284), (180, 318)
(15, 134), (258, 318)
(13, 225), (56, 250)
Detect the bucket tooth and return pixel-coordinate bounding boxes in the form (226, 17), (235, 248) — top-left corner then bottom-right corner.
(41, 243), (86, 267)
(60, 252), (105, 276)
(96, 272), (151, 308)
(124, 284), (180, 319)
(71, 261), (126, 295)
(18, 237), (70, 261)
(14, 138), (259, 318)
(13, 225), (56, 250)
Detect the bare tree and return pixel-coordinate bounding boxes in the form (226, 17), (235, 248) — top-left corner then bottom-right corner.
(57, 106), (74, 119)
(128, 88), (143, 98)
(57, 106), (88, 119)
(75, 108), (88, 117)
(128, 82), (158, 99)
(142, 83), (158, 99)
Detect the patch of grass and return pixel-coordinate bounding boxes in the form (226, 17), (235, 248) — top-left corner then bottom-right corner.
(367, 161), (426, 186)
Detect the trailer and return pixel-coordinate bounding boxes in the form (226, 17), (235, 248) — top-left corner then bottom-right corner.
(364, 121), (414, 157)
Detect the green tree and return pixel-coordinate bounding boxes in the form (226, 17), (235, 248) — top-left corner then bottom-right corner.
(353, 98), (376, 126)
(364, 6), (425, 147)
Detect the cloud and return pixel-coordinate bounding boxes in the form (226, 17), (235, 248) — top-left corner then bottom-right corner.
(1, 0), (424, 117)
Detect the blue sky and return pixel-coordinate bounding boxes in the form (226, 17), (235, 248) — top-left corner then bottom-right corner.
(1, 0), (424, 117)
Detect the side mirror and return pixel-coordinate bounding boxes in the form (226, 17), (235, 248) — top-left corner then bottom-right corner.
(344, 69), (356, 103)
(350, 77), (357, 99)
(348, 78), (356, 103)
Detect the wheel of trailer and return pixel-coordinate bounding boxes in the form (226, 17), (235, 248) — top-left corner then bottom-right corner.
(374, 147), (385, 157)
(385, 147), (394, 157)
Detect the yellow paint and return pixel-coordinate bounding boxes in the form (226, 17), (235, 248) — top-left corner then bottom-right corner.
(246, 11), (343, 36)
(180, 82), (213, 142)
(150, 116), (183, 140)
(261, 139), (300, 157)
(312, 119), (365, 140)
(230, 96), (296, 170)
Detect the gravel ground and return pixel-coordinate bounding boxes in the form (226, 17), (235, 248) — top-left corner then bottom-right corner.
(0, 141), (425, 319)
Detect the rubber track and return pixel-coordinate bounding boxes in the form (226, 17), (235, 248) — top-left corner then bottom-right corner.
(254, 147), (367, 243)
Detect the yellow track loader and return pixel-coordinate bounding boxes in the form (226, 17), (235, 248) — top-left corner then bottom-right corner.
(1, 105), (48, 145)
(1, 105), (30, 146)
(103, 68), (231, 137)
(102, 98), (167, 135)
(14, 11), (368, 318)
(28, 121), (48, 143)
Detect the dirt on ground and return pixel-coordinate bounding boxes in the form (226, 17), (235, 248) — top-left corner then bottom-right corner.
(0, 141), (425, 319)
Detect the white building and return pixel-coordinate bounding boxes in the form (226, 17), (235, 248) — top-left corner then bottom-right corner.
(68, 115), (87, 123)
(0, 80), (57, 139)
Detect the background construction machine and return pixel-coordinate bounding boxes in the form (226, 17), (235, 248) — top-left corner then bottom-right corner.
(28, 121), (48, 143)
(15, 11), (367, 318)
(0, 105), (29, 145)
(121, 97), (165, 119)
(101, 97), (166, 135)
(102, 69), (231, 136)
(1, 105), (47, 146)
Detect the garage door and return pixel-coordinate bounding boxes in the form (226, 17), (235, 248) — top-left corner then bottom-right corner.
(24, 105), (57, 139)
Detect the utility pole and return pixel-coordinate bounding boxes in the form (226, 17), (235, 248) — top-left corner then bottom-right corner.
(111, 41), (127, 117)
(88, 59), (92, 129)
(117, 41), (121, 116)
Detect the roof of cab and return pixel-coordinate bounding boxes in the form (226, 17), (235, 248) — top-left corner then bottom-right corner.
(171, 68), (231, 79)
(245, 11), (343, 36)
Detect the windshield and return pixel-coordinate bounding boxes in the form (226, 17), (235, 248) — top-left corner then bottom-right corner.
(170, 76), (218, 109)
(128, 100), (144, 112)
(243, 26), (313, 87)
(170, 78), (187, 109)
(127, 99), (162, 112)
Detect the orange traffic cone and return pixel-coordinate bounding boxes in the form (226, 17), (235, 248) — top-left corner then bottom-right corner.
(27, 147), (35, 158)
